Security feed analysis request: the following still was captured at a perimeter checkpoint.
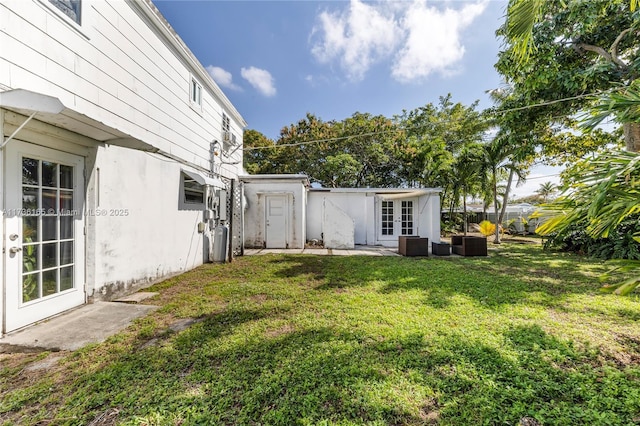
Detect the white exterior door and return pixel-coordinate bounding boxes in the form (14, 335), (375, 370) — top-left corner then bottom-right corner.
(378, 198), (417, 243)
(265, 195), (288, 248)
(4, 142), (85, 333)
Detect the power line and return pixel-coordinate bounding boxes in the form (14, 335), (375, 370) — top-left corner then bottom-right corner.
(525, 173), (561, 180)
(244, 90), (610, 151)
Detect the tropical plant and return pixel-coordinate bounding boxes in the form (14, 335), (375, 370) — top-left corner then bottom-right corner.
(478, 220), (496, 237)
(535, 150), (640, 294)
(543, 218), (640, 260)
(583, 80), (640, 130)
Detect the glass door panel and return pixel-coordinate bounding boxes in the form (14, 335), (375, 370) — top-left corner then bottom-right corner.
(20, 157), (75, 303)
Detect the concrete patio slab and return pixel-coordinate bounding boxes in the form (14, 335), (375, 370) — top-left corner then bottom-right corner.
(303, 248), (330, 255)
(0, 301), (158, 352)
(244, 246), (400, 256)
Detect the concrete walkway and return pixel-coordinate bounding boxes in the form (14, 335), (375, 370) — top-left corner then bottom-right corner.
(0, 300), (157, 352)
(245, 245), (400, 256)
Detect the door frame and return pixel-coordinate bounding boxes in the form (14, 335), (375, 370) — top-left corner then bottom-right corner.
(3, 140), (86, 333)
(376, 197), (418, 245)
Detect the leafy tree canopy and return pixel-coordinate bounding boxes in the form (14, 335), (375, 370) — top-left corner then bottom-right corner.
(496, 0), (639, 151)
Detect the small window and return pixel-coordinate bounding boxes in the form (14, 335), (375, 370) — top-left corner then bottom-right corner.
(183, 174), (204, 204)
(49, 0), (81, 25)
(190, 77), (202, 108)
(222, 113), (230, 132)
(222, 113), (231, 152)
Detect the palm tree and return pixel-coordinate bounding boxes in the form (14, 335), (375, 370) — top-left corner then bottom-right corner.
(451, 142), (483, 235)
(478, 139), (513, 244)
(535, 181), (556, 203)
(478, 136), (531, 244)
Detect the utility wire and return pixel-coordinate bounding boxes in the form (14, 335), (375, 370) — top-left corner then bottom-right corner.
(244, 90), (609, 151)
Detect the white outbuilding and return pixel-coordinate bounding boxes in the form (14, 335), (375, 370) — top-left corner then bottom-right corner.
(240, 175), (442, 250)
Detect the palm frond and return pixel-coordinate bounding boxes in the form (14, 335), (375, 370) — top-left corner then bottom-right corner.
(505, 0), (545, 62)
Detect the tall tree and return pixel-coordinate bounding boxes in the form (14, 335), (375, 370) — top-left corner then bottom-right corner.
(397, 95), (488, 222)
(478, 138), (526, 244)
(246, 113), (405, 188)
(535, 181), (556, 203)
(451, 142), (484, 235)
(243, 129), (277, 174)
(498, 0), (640, 151)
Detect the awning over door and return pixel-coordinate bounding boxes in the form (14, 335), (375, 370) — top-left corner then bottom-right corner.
(0, 89), (155, 151)
(376, 189), (437, 200)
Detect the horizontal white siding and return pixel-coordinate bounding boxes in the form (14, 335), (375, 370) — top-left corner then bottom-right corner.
(0, 0), (244, 179)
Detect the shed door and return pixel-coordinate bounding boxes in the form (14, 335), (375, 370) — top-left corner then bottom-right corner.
(265, 195), (289, 248)
(378, 199), (416, 242)
(4, 142), (85, 333)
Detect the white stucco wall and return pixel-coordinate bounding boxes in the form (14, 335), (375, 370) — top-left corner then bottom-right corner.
(322, 198), (355, 249)
(0, 0), (247, 331)
(307, 192), (369, 245)
(308, 189), (442, 247)
(417, 192), (441, 244)
(86, 145), (208, 300)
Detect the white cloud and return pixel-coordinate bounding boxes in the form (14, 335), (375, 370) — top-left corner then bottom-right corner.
(392, 2), (487, 82)
(205, 66), (241, 91)
(241, 66), (277, 97)
(311, 0), (401, 81)
(310, 0), (487, 83)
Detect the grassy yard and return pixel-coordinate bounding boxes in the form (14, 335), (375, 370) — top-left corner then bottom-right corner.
(1, 243), (640, 425)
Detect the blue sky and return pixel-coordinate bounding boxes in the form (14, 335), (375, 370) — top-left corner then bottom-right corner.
(153, 0), (560, 196)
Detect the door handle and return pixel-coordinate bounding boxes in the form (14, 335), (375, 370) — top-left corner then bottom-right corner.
(9, 247), (22, 254)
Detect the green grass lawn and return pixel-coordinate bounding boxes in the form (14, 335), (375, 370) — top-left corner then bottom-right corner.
(2, 243), (640, 425)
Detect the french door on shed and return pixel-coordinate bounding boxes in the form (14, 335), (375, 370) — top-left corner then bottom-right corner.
(377, 198), (416, 243)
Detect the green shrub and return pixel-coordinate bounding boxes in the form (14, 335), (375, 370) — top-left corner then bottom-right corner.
(543, 216), (640, 260)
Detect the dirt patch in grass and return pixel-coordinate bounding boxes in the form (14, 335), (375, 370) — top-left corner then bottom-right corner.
(249, 293), (269, 303)
(265, 324), (295, 338)
(612, 333), (640, 367)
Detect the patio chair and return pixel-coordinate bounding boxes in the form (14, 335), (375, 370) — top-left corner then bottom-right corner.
(451, 235), (487, 256)
(398, 236), (429, 256)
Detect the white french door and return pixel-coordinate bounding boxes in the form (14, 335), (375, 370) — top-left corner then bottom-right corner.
(378, 198), (417, 243)
(4, 141), (85, 333)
